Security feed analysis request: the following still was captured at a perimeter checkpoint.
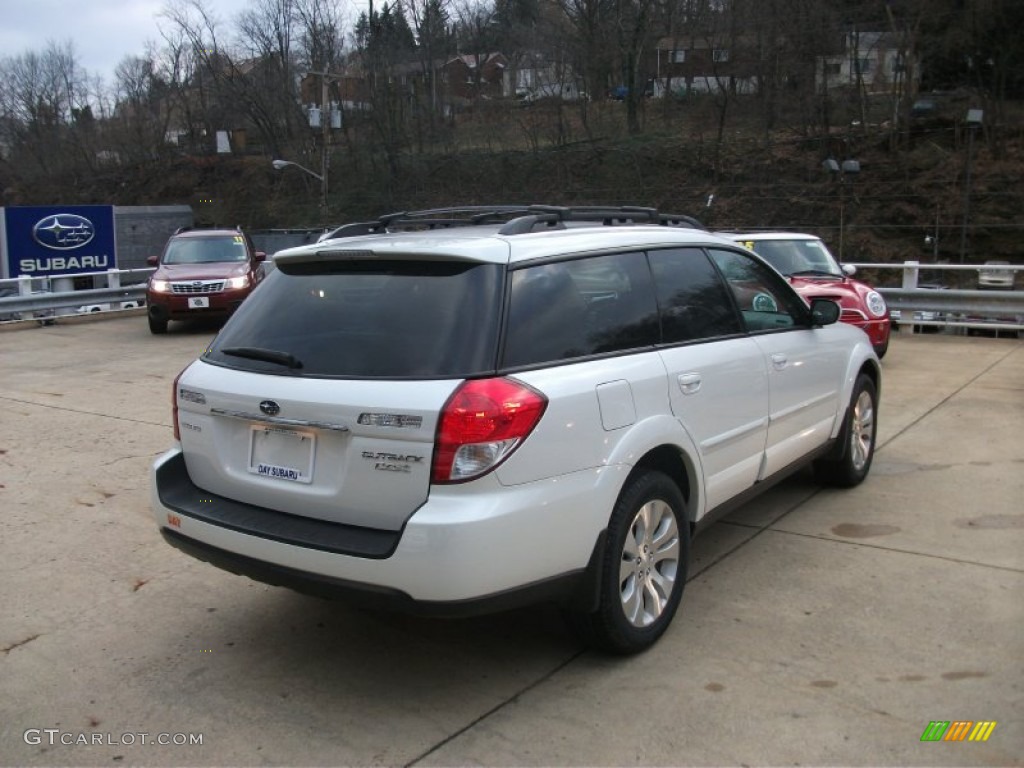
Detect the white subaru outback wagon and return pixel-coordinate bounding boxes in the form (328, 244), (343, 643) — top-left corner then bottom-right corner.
(152, 205), (880, 654)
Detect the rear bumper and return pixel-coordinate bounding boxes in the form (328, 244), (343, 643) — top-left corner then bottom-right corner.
(151, 449), (609, 612)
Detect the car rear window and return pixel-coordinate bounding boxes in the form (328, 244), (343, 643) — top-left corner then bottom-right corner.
(502, 251), (659, 368)
(204, 260), (503, 378)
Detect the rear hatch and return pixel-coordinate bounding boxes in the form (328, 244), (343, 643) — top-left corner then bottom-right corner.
(177, 254), (505, 532)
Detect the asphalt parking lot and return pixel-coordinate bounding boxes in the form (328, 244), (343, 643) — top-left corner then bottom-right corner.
(1, 316), (1021, 767)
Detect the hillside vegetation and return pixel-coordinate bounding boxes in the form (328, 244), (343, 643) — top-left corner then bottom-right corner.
(38, 96), (1017, 290)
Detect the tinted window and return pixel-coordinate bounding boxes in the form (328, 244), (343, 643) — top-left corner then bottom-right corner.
(708, 248), (807, 332)
(205, 260), (503, 378)
(648, 248), (743, 342)
(502, 252), (658, 368)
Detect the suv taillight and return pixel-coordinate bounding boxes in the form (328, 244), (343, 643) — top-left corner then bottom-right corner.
(171, 368), (186, 441)
(432, 378), (547, 484)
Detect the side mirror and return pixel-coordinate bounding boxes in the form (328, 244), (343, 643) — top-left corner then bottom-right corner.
(841, 263), (857, 276)
(146, 255), (159, 267)
(255, 251), (267, 262)
(810, 298), (841, 326)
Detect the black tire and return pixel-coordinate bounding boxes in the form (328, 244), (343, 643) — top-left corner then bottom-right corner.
(148, 314), (168, 334)
(569, 471), (690, 654)
(814, 374), (877, 488)
(874, 338), (889, 359)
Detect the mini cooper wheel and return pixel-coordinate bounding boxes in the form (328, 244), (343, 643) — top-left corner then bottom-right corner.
(815, 373), (877, 487)
(571, 471), (689, 654)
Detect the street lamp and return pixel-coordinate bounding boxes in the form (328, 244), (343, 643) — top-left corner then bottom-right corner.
(823, 158), (860, 261)
(271, 159), (326, 215)
(959, 108), (983, 264)
(924, 204), (940, 261)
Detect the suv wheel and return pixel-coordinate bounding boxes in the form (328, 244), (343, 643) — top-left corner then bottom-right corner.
(148, 314), (168, 335)
(571, 471), (689, 654)
(814, 374), (877, 487)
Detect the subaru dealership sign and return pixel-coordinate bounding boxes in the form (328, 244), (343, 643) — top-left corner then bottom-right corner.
(1, 205), (117, 278)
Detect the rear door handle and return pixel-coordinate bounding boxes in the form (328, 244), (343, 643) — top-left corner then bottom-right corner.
(677, 373), (702, 395)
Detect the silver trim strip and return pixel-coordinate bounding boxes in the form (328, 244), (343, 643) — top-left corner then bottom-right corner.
(210, 408), (350, 432)
(701, 417), (769, 451)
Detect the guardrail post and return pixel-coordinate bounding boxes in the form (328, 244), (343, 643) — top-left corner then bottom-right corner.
(52, 275), (76, 317)
(902, 260), (920, 290)
(107, 269), (122, 290)
(18, 275), (33, 297)
(899, 261), (920, 334)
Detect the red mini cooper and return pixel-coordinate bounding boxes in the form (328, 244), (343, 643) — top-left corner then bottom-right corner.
(726, 232), (891, 358)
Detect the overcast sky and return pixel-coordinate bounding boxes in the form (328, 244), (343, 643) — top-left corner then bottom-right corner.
(0, 0), (285, 84)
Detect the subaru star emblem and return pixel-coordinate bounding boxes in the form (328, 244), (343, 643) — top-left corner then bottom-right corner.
(259, 400), (281, 416)
(32, 214), (96, 250)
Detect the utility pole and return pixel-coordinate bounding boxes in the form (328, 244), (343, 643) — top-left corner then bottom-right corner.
(307, 70), (343, 218)
(321, 74), (329, 214)
(959, 109), (983, 264)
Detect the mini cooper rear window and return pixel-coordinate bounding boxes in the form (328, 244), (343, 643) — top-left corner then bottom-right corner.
(205, 260), (503, 378)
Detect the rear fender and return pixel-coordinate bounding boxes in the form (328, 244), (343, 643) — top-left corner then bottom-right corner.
(600, 414), (706, 522)
(830, 342), (881, 442)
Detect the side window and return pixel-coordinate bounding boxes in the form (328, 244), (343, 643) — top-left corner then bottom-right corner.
(707, 248), (807, 333)
(502, 252), (658, 368)
(648, 248), (743, 342)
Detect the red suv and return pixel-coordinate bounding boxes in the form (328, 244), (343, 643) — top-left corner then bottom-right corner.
(146, 228), (265, 334)
(725, 233), (891, 358)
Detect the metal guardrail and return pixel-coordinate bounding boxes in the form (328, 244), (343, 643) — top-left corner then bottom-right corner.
(0, 285), (147, 314)
(876, 288), (1022, 315)
(0, 269), (152, 321)
(847, 260), (1024, 333)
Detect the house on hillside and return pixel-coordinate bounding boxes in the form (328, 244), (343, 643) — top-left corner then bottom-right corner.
(511, 52), (586, 101)
(816, 30), (919, 94)
(300, 53), (509, 114)
(650, 36), (761, 97)
(443, 53), (508, 101)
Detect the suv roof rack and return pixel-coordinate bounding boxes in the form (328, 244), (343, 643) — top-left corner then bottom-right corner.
(172, 226), (247, 235)
(318, 205), (706, 241)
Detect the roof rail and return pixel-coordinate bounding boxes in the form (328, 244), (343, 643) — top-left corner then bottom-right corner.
(315, 205), (706, 241)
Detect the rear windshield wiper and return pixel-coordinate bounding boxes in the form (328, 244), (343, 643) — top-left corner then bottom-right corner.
(221, 346), (304, 369)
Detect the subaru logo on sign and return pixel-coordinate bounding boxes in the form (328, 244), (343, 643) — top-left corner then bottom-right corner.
(259, 400), (281, 416)
(31, 214), (96, 250)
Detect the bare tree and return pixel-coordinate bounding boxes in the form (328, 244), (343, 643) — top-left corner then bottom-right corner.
(0, 41), (93, 178)
(161, 0), (301, 156)
(404, 0), (453, 144)
(109, 52), (173, 163)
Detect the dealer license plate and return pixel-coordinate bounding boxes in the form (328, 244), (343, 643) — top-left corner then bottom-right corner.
(248, 426), (315, 484)
(188, 297), (210, 309)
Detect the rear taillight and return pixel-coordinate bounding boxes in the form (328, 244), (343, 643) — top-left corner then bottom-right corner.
(432, 377), (547, 484)
(171, 369), (185, 441)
